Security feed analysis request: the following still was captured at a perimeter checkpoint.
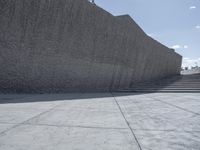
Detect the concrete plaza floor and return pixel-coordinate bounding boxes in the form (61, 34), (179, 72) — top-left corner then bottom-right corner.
(0, 92), (200, 150)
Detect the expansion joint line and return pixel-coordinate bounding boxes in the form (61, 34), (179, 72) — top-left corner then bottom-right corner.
(0, 98), (72, 136)
(0, 106), (57, 136)
(148, 96), (200, 116)
(111, 93), (142, 150)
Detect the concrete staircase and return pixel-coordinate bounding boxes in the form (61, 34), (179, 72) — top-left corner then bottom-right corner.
(123, 74), (200, 93)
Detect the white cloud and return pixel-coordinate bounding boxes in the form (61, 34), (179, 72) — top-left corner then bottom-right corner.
(189, 6), (196, 9)
(196, 25), (200, 29)
(171, 44), (189, 49)
(183, 45), (188, 49)
(182, 58), (200, 68)
(171, 45), (181, 49)
(147, 33), (154, 37)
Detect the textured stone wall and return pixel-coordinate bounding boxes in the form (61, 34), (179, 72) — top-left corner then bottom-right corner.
(0, 0), (182, 93)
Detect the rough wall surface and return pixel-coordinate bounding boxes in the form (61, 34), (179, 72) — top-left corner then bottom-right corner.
(0, 0), (182, 93)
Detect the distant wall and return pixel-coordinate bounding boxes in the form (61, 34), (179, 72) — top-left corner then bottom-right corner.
(0, 0), (182, 93)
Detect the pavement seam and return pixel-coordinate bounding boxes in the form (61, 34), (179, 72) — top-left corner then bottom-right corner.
(0, 99), (69, 136)
(20, 123), (128, 130)
(131, 128), (200, 132)
(2, 121), (200, 133)
(111, 93), (143, 150)
(0, 110), (53, 136)
(148, 96), (200, 116)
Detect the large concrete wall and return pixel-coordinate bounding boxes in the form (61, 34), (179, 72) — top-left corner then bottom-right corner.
(0, 0), (182, 93)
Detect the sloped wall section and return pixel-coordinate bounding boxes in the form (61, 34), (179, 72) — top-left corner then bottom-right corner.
(0, 0), (182, 93)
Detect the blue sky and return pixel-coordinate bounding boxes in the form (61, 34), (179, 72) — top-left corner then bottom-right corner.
(94, 0), (200, 68)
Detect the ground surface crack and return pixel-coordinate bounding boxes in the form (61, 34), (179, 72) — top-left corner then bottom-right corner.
(111, 93), (142, 150)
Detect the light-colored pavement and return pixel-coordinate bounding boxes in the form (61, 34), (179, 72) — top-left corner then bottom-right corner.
(181, 68), (200, 75)
(0, 93), (200, 150)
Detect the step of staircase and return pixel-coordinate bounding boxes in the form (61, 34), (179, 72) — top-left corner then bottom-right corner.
(124, 74), (200, 93)
(120, 89), (200, 93)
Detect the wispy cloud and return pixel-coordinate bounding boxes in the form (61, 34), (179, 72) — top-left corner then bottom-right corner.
(171, 45), (188, 49)
(189, 6), (196, 9)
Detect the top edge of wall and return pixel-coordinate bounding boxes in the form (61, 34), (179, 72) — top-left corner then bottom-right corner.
(85, 0), (182, 58)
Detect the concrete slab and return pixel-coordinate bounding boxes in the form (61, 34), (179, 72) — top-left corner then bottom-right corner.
(115, 95), (177, 114)
(0, 93), (200, 149)
(0, 107), (49, 124)
(118, 111), (200, 131)
(134, 130), (200, 150)
(0, 94), (85, 124)
(115, 93), (200, 131)
(148, 93), (200, 114)
(0, 123), (16, 133)
(0, 125), (140, 150)
(27, 108), (128, 129)
(57, 94), (120, 112)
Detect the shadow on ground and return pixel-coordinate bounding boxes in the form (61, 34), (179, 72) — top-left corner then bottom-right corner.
(1, 74), (200, 104)
(0, 92), (150, 104)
